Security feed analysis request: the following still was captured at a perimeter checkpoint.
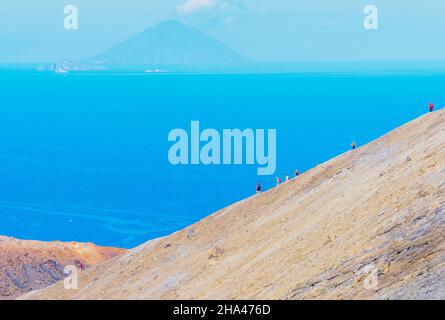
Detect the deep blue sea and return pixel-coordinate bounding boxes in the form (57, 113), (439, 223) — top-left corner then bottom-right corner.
(1, 70), (444, 248)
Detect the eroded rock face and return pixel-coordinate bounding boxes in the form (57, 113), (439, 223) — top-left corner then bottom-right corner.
(0, 236), (126, 299)
(22, 109), (445, 300)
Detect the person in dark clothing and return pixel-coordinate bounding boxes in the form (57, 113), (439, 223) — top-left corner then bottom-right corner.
(256, 182), (262, 193)
(351, 141), (357, 150)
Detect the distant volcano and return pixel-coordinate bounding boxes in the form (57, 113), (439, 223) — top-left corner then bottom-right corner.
(83, 20), (249, 67)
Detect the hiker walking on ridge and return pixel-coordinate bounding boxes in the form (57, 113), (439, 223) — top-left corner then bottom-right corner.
(295, 169), (300, 177)
(351, 141), (357, 150)
(429, 102), (434, 113)
(256, 182), (262, 194)
(276, 177), (282, 186)
(285, 173), (290, 181)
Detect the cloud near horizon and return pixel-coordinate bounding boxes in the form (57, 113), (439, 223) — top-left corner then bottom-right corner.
(177, 0), (215, 16)
(177, 0), (244, 26)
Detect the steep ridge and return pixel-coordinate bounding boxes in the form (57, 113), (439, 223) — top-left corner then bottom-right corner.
(0, 237), (125, 299)
(23, 109), (445, 300)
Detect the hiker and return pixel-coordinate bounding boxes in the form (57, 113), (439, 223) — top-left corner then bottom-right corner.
(295, 169), (300, 177)
(276, 177), (282, 186)
(285, 173), (290, 181)
(351, 141), (357, 150)
(429, 102), (434, 112)
(256, 182), (262, 193)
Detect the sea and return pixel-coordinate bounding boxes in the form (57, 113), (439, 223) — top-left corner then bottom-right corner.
(1, 66), (444, 248)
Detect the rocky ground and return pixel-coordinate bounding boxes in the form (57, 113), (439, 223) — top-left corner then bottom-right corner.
(21, 109), (445, 300)
(0, 236), (125, 299)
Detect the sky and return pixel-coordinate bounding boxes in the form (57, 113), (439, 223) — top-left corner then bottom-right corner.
(1, 0), (445, 63)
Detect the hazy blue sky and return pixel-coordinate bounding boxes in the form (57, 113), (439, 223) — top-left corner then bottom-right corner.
(1, 0), (445, 62)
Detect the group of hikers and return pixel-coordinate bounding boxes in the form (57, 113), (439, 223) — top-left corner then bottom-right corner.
(275, 169), (300, 186)
(255, 102), (438, 194)
(256, 169), (300, 193)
